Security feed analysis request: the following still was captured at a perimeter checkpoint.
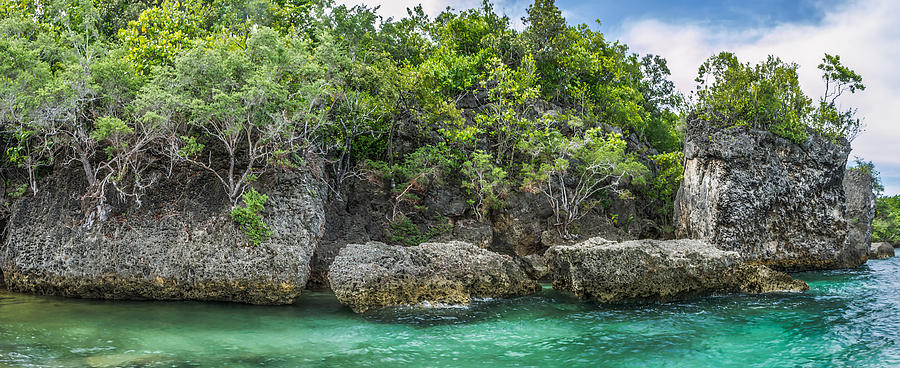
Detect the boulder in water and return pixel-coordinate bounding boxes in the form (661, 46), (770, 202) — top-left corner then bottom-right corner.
(869, 243), (895, 260)
(546, 237), (808, 302)
(327, 241), (541, 313)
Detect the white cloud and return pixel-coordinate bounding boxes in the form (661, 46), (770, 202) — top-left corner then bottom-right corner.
(619, 0), (900, 194)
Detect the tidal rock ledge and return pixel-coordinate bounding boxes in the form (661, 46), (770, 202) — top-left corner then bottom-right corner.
(546, 237), (808, 302)
(327, 241), (541, 313)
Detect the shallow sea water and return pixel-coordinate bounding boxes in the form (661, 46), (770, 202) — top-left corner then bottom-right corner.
(2, 257), (899, 367)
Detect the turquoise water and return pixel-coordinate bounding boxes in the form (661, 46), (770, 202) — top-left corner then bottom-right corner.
(2, 258), (899, 367)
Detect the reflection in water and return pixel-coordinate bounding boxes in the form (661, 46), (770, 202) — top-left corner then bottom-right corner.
(1, 258), (899, 367)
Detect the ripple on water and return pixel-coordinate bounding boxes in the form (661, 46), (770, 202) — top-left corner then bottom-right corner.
(2, 258), (900, 367)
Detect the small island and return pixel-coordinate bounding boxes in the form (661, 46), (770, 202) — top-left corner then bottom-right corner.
(1, 0), (897, 366)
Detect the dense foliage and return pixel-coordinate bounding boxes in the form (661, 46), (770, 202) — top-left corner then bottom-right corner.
(874, 196), (900, 244)
(693, 52), (864, 144)
(0, 0), (866, 243)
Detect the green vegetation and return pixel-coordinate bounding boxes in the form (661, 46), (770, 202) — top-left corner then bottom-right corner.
(519, 128), (648, 238)
(389, 215), (453, 246)
(0, 0), (866, 243)
(693, 52), (864, 144)
(461, 151), (508, 223)
(874, 196), (900, 244)
(230, 188), (272, 246)
(643, 151), (684, 233)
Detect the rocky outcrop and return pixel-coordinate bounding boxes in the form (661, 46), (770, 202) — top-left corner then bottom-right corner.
(327, 241), (540, 312)
(675, 120), (865, 271)
(1, 168), (325, 304)
(844, 168), (876, 259)
(869, 242), (895, 260)
(489, 192), (552, 256)
(546, 237), (808, 302)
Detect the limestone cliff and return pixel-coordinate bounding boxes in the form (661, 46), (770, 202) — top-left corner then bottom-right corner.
(844, 168), (876, 259)
(675, 120), (865, 271)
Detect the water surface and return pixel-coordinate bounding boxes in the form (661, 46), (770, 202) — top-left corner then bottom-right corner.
(2, 258), (899, 367)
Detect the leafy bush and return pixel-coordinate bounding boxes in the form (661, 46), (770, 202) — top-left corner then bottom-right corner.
(874, 196), (900, 244)
(693, 52), (811, 144)
(693, 52), (864, 145)
(389, 145), (456, 220)
(461, 151), (508, 222)
(230, 188), (272, 246)
(389, 215), (453, 247)
(519, 127), (648, 238)
(645, 151), (684, 232)
(120, 0), (205, 75)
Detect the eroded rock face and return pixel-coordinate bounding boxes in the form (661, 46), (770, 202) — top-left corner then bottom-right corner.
(546, 237), (808, 302)
(675, 120), (865, 271)
(844, 169), (876, 259)
(327, 241), (541, 313)
(1, 169), (326, 304)
(489, 192), (551, 256)
(869, 243), (895, 260)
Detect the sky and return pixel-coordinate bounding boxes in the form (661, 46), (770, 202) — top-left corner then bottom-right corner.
(335, 0), (900, 195)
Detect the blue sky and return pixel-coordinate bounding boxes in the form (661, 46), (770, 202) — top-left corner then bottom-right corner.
(337, 0), (900, 195)
(558, 0), (842, 32)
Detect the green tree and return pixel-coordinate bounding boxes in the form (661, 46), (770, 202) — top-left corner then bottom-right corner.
(519, 126), (648, 238)
(461, 150), (508, 222)
(812, 53), (865, 142)
(694, 52), (813, 144)
(143, 28), (321, 206)
(119, 0), (205, 75)
(522, 0), (567, 99)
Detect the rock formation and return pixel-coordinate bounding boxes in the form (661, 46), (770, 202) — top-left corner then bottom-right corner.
(327, 241), (540, 313)
(868, 242), (895, 260)
(546, 237), (808, 302)
(675, 120), (866, 271)
(1, 169), (325, 304)
(844, 168), (876, 259)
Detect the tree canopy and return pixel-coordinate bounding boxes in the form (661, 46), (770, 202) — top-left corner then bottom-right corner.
(0, 0), (867, 242)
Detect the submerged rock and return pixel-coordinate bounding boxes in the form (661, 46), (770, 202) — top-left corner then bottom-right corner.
(844, 168), (876, 259)
(869, 243), (895, 260)
(1, 169), (325, 304)
(327, 241), (541, 313)
(546, 237), (808, 302)
(675, 120), (865, 271)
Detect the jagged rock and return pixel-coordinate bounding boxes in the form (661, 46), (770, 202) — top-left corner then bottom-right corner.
(1, 169), (325, 304)
(436, 219), (493, 249)
(519, 253), (550, 280)
(327, 241), (541, 313)
(307, 177), (385, 289)
(546, 237), (808, 302)
(844, 168), (876, 259)
(675, 120), (865, 271)
(490, 192), (552, 256)
(869, 242), (895, 260)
